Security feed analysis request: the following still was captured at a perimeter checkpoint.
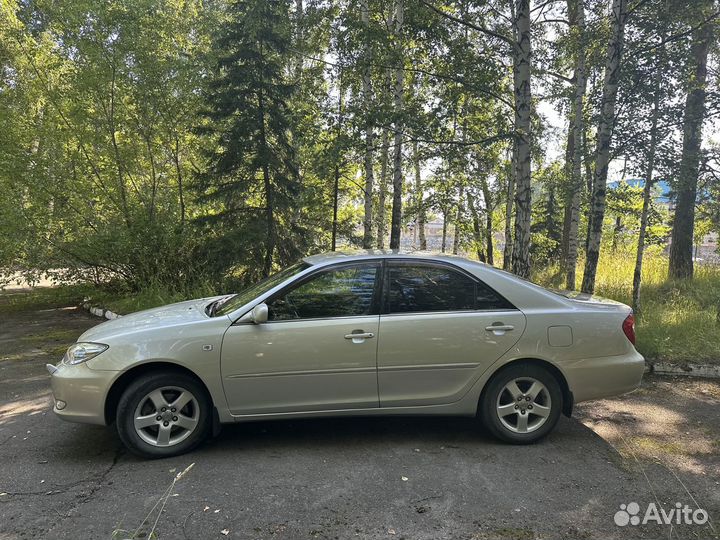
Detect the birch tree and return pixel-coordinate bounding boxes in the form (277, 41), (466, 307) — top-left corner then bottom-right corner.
(360, 0), (375, 248)
(632, 8), (669, 313)
(563, 0), (587, 290)
(377, 125), (391, 248)
(420, 1), (530, 274)
(413, 139), (428, 250)
(504, 145), (516, 270)
(510, 0), (533, 278)
(581, 0), (629, 293)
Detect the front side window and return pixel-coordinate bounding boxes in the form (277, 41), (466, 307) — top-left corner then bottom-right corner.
(387, 263), (511, 313)
(268, 263), (379, 321)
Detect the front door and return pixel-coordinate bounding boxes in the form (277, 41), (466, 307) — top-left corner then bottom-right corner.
(221, 262), (381, 415)
(377, 261), (526, 407)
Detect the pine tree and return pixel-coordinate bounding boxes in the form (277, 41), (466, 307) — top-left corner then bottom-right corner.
(197, 0), (301, 279)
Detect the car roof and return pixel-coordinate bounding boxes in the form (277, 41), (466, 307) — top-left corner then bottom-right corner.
(302, 250), (486, 267)
(300, 250), (576, 310)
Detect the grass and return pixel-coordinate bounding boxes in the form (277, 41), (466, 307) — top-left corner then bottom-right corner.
(87, 282), (217, 315)
(19, 328), (80, 344)
(533, 249), (720, 364)
(0, 284), (94, 314)
(2, 250), (719, 364)
(0, 281), (216, 317)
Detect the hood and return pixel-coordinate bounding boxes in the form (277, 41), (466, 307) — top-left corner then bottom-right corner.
(78, 295), (229, 342)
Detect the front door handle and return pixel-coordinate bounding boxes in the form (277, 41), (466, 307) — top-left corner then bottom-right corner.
(344, 331), (375, 341)
(485, 324), (515, 334)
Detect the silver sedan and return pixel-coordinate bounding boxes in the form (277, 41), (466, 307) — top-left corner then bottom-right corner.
(48, 252), (645, 458)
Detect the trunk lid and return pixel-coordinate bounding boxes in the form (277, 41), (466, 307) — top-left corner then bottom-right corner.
(551, 289), (630, 310)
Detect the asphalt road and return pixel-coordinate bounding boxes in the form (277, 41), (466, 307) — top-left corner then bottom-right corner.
(0, 299), (717, 539)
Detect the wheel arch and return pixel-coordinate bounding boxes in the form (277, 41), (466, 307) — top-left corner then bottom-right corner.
(104, 361), (214, 425)
(478, 358), (574, 417)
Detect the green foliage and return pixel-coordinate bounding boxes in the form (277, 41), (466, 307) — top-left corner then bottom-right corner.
(533, 250), (720, 363)
(605, 181), (671, 250)
(531, 162), (565, 263)
(0, 0), (213, 289)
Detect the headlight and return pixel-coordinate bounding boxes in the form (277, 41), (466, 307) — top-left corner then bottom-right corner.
(63, 342), (109, 365)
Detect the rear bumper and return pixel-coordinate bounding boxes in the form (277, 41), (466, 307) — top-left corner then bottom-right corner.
(48, 362), (112, 425)
(564, 349), (645, 403)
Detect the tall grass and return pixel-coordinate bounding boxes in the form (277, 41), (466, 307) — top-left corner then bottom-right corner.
(533, 249), (720, 363)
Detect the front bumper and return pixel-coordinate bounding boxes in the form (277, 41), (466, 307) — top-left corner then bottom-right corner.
(48, 361), (113, 425)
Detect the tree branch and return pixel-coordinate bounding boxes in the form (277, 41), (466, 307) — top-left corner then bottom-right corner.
(418, 0), (515, 47)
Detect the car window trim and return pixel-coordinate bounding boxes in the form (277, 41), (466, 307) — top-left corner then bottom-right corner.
(259, 314), (381, 325)
(260, 260), (384, 322)
(380, 308), (520, 317)
(381, 258), (517, 315)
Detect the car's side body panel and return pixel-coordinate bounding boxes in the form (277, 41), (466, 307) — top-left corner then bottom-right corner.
(376, 310), (527, 406)
(220, 316), (380, 414)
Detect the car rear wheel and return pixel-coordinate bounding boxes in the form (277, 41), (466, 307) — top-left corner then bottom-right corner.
(116, 372), (211, 459)
(480, 363), (562, 444)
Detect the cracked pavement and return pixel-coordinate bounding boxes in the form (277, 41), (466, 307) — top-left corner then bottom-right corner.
(0, 293), (718, 539)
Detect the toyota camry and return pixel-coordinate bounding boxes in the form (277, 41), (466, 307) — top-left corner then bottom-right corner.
(48, 251), (644, 458)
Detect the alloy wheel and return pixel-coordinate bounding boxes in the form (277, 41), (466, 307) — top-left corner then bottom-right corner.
(495, 377), (552, 434)
(133, 386), (200, 447)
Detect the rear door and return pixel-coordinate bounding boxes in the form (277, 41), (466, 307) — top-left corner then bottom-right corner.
(377, 261), (526, 407)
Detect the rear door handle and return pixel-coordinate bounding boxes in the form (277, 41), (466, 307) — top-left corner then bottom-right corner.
(344, 332), (375, 340)
(485, 324), (515, 333)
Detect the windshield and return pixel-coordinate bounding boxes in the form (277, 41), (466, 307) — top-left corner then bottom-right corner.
(213, 262), (310, 317)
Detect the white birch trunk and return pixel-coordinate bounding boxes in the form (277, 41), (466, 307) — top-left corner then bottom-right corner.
(564, 0), (586, 290)
(413, 139), (427, 249)
(581, 0), (628, 293)
(361, 0), (375, 248)
(377, 126), (390, 249)
(510, 0), (532, 278)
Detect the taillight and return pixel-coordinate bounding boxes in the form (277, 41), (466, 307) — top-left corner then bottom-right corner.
(622, 313), (636, 345)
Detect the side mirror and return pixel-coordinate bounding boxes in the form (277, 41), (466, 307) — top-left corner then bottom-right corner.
(250, 303), (268, 324)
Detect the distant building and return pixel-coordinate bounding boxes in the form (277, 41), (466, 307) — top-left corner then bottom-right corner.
(608, 178), (718, 263)
(402, 219), (446, 250)
(607, 178), (672, 205)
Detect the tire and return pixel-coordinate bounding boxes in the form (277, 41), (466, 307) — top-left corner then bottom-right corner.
(116, 371), (211, 459)
(480, 363), (563, 444)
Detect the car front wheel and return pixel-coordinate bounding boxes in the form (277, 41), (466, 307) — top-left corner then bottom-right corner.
(116, 372), (211, 458)
(480, 363), (562, 444)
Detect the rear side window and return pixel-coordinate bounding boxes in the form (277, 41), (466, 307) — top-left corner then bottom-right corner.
(386, 264), (512, 314)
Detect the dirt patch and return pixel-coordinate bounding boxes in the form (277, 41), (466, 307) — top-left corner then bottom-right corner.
(577, 376), (720, 475)
(0, 289), (98, 362)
